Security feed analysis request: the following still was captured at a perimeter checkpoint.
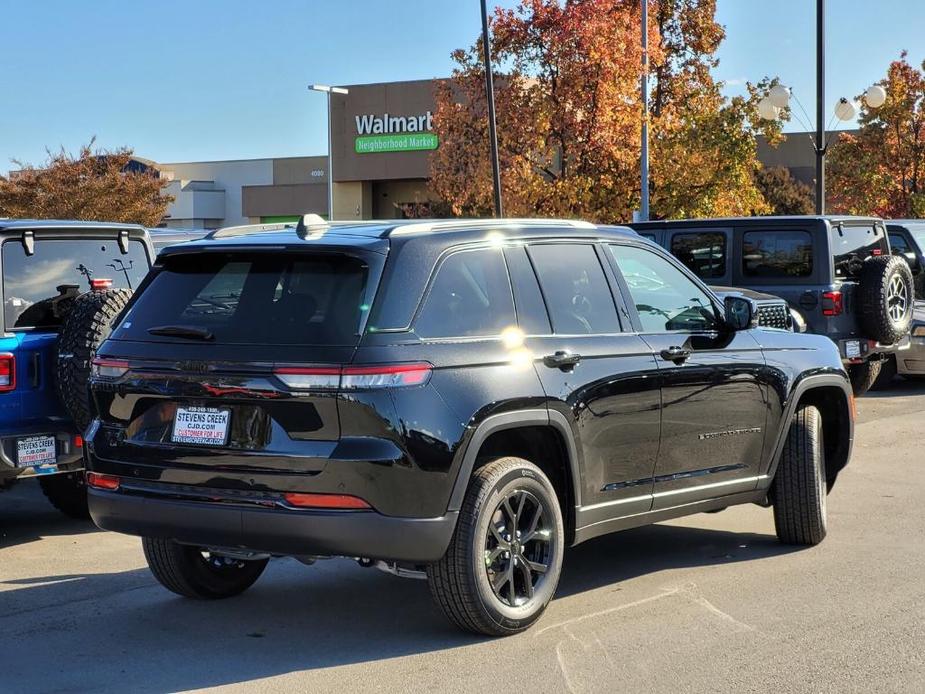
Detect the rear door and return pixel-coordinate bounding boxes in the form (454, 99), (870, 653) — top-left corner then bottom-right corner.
(519, 242), (660, 519)
(92, 249), (383, 477)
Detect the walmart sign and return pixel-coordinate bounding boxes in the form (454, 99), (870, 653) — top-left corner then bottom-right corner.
(354, 111), (438, 154)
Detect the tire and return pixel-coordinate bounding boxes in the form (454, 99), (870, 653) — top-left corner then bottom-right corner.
(55, 288), (133, 431)
(38, 472), (89, 519)
(847, 359), (882, 396)
(427, 457), (564, 636)
(857, 255), (914, 345)
(142, 537), (269, 599)
(870, 355), (898, 391)
(772, 405), (827, 546)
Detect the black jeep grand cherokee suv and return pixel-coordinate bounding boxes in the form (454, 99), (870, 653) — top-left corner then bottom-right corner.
(86, 218), (854, 636)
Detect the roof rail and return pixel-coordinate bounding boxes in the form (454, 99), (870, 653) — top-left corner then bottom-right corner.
(206, 221), (298, 239)
(387, 218), (596, 236)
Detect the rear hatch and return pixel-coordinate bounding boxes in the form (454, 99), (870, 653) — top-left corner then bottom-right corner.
(90, 247), (386, 479)
(1, 233), (150, 434)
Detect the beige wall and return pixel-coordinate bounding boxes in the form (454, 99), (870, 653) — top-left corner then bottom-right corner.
(332, 181), (372, 221)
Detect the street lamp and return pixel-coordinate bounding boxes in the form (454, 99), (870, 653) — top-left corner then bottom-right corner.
(757, 84), (883, 213)
(308, 83), (349, 221)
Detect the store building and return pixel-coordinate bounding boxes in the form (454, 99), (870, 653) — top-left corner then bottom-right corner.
(152, 78), (839, 229)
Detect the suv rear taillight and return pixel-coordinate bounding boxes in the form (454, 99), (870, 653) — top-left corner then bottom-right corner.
(274, 363), (432, 391)
(822, 291), (843, 317)
(91, 358), (130, 379)
(0, 353), (15, 392)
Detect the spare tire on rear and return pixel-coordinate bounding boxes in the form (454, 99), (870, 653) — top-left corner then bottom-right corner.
(857, 255), (914, 345)
(55, 288), (133, 431)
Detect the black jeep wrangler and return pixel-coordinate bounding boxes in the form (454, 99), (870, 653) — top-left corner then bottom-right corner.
(86, 218), (853, 636)
(632, 216), (914, 395)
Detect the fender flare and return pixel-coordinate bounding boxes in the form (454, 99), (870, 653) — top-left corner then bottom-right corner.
(446, 409), (582, 512)
(763, 373), (854, 484)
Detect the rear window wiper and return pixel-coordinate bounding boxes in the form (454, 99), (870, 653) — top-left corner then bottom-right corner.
(147, 325), (214, 341)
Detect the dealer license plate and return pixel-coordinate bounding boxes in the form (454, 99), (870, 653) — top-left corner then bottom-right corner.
(845, 340), (862, 359)
(172, 406), (231, 447)
(17, 435), (56, 468)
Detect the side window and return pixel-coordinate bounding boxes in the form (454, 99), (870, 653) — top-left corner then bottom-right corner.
(528, 244), (620, 335)
(670, 232), (726, 279)
(503, 246), (552, 335)
(414, 248), (515, 339)
(889, 233), (910, 254)
(609, 244), (720, 333)
(742, 230), (813, 278)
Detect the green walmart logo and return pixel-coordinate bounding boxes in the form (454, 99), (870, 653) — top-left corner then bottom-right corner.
(354, 112), (438, 154)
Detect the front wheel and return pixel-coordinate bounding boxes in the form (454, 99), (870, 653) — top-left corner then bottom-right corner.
(427, 457), (564, 636)
(772, 404), (827, 546)
(142, 537), (268, 599)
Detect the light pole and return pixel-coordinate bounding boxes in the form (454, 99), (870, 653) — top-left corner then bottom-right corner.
(815, 0), (825, 213)
(480, 0), (503, 218)
(309, 83), (349, 220)
(640, 0), (650, 221)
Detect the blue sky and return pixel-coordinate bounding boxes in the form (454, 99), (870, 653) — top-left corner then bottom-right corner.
(1, 0), (923, 171)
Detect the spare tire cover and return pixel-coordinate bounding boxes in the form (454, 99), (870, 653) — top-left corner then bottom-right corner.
(856, 255), (914, 345)
(55, 289), (133, 431)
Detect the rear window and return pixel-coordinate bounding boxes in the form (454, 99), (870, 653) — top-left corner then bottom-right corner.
(670, 232), (726, 279)
(832, 225), (889, 279)
(113, 253), (373, 346)
(742, 230), (813, 278)
(2, 238), (149, 330)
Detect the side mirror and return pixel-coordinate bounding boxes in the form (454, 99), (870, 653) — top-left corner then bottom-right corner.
(724, 296), (757, 331)
(902, 251), (920, 272)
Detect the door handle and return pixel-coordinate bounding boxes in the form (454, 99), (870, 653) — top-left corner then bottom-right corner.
(543, 351), (582, 371)
(660, 346), (691, 364)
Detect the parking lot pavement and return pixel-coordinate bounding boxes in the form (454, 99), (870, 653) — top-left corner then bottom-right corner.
(2, 383), (924, 694)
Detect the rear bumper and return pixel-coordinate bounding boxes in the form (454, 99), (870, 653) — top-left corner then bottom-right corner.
(0, 426), (83, 480)
(897, 334), (925, 375)
(88, 488), (457, 563)
(837, 335), (911, 361)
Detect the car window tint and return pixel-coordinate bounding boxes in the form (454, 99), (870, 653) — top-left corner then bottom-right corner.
(113, 253), (370, 346)
(670, 232), (726, 279)
(742, 230), (814, 278)
(528, 244), (620, 335)
(832, 225), (889, 279)
(2, 238), (149, 330)
(609, 244), (720, 333)
(414, 248), (515, 338)
(889, 233), (910, 254)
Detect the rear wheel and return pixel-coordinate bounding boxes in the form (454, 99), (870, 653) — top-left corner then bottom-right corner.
(427, 457), (564, 636)
(38, 472), (89, 519)
(142, 537), (269, 599)
(772, 404), (827, 546)
(870, 355), (898, 391)
(847, 359), (882, 396)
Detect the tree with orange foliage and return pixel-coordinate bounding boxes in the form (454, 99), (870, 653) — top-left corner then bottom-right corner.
(829, 52), (925, 219)
(431, 0), (784, 222)
(0, 139), (172, 226)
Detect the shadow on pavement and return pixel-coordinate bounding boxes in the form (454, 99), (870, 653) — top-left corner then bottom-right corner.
(1, 520), (798, 691)
(0, 481), (98, 549)
(863, 376), (925, 399)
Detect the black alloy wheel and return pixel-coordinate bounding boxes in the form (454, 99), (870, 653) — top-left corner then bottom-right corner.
(484, 488), (554, 607)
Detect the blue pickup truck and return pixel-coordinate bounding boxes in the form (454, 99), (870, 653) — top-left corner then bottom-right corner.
(0, 220), (154, 516)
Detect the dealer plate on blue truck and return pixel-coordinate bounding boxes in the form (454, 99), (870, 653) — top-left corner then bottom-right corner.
(172, 406), (231, 446)
(17, 435), (56, 468)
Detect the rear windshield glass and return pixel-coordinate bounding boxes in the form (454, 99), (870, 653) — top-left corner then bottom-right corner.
(2, 238), (149, 330)
(833, 225), (889, 279)
(113, 253), (372, 346)
(742, 230), (813, 278)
